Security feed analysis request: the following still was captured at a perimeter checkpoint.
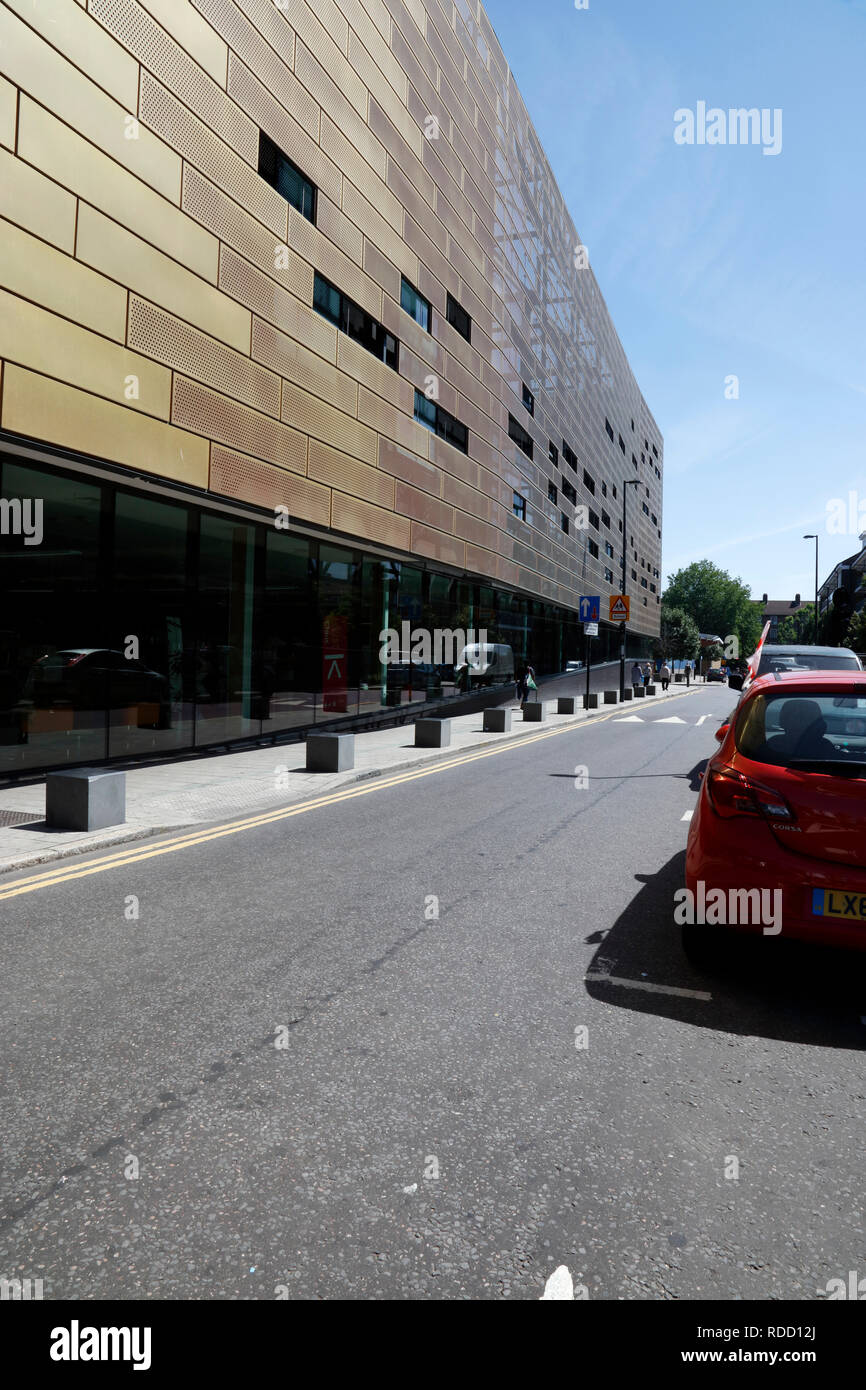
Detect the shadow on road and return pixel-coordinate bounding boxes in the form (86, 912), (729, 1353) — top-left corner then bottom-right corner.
(585, 849), (866, 1050)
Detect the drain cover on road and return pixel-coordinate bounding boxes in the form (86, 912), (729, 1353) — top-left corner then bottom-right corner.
(0, 810), (43, 827)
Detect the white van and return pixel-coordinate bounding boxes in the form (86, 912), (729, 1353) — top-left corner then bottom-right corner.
(455, 642), (515, 686)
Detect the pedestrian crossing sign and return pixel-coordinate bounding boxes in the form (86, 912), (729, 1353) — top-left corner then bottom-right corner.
(609, 595), (630, 622)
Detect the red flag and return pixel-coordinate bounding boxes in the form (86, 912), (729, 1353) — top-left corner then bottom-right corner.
(745, 621), (771, 682)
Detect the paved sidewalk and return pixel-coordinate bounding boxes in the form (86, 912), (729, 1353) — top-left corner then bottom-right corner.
(0, 680), (708, 874)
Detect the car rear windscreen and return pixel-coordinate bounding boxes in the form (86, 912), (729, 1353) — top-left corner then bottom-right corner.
(737, 692), (866, 769)
(757, 652), (860, 675)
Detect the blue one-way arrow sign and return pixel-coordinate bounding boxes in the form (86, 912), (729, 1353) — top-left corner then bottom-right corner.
(579, 595), (600, 622)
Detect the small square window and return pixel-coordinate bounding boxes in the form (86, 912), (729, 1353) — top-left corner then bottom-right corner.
(522, 383), (534, 415)
(401, 276), (431, 332)
(549, 441), (558, 468)
(513, 491), (527, 522)
(446, 292), (471, 342)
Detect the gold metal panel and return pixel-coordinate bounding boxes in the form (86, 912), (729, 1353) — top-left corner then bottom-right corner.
(378, 436), (442, 497)
(345, 25), (408, 112)
(0, 75), (16, 151)
(0, 150), (76, 254)
(276, 0), (349, 58)
(0, 5), (181, 203)
(320, 110), (385, 189)
(293, 35), (366, 136)
(443, 472), (490, 520)
(288, 212), (381, 320)
(2, 364), (209, 486)
(331, 491), (410, 550)
(18, 98), (217, 282)
(129, 297), (281, 416)
(77, 204), (250, 352)
(340, 182), (408, 274)
(226, 57), (341, 204)
(140, 74), (286, 238)
(4, 0), (139, 107)
(210, 443), (331, 526)
(192, 0), (321, 138)
(0, 216), (126, 339)
(173, 375), (307, 473)
(282, 380), (377, 466)
(182, 166), (311, 295)
(0, 286), (171, 418)
(253, 318), (356, 416)
(385, 156), (438, 243)
(138, 0), (228, 85)
(464, 543), (498, 580)
(409, 522), (464, 568)
(394, 481), (453, 532)
(357, 386), (429, 456)
(362, 237), (400, 305)
(89, 0), (256, 161)
(336, 335), (413, 416)
(455, 511), (498, 551)
(308, 439), (394, 509)
(218, 246), (312, 342)
(308, 197), (363, 267)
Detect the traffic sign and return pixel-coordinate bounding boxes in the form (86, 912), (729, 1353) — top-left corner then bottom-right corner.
(579, 595), (600, 622)
(584, 622), (599, 637)
(609, 595), (630, 622)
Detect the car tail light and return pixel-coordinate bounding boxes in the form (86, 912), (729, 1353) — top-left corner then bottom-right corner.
(705, 767), (796, 822)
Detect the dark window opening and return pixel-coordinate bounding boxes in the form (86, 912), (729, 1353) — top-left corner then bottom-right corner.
(446, 292), (471, 342)
(314, 272), (398, 369)
(259, 131), (316, 222)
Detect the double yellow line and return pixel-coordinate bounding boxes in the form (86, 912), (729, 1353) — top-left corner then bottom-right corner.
(0, 714), (619, 901)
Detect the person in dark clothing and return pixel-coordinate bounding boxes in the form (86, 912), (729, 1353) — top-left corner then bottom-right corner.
(685, 662), (692, 686)
(517, 662), (537, 709)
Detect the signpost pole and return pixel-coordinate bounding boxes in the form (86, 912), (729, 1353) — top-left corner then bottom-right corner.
(585, 631), (591, 708)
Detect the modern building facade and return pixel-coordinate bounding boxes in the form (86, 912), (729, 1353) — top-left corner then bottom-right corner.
(0, 0), (663, 778)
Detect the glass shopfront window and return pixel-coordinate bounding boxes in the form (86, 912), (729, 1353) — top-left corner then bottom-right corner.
(0, 460), (105, 772)
(195, 514), (258, 746)
(258, 530), (316, 733)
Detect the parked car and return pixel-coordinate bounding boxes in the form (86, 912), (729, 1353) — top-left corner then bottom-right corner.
(17, 648), (169, 722)
(706, 667), (727, 683)
(455, 642), (515, 686)
(731, 645), (862, 697)
(684, 671), (866, 963)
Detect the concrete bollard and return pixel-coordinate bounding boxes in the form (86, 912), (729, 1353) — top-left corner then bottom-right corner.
(557, 697), (576, 714)
(603, 690), (618, 704)
(634, 686), (646, 698)
(622, 687), (634, 701)
(415, 718), (451, 748)
(674, 672), (684, 683)
(583, 692), (599, 709)
(46, 768), (126, 831)
(522, 702), (546, 722)
(483, 708), (512, 733)
(646, 684), (657, 696)
(306, 733), (354, 772)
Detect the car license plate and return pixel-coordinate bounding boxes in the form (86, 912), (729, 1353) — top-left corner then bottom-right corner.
(812, 889), (866, 920)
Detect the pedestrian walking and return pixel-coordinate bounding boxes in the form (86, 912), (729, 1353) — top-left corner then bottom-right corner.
(660, 662), (671, 692)
(631, 660), (643, 690)
(517, 662), (537, 709)
(642, 662), (652, 688)
(685, 662), (692, 687)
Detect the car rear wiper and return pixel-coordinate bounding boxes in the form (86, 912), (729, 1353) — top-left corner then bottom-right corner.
(788, 759), (866, 775)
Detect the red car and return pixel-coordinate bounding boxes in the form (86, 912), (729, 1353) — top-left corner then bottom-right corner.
(684, 671), (866, 962)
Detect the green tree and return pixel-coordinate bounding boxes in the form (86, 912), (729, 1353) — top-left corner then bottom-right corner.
(662, 560), (761, 658)
(653, 605), (700, 662)
(845, 608), (866, 654)
(775, 604), (816, 645)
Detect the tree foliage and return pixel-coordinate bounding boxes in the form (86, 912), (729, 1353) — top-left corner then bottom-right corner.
(845, 607), (866, 654)
(662, 560), (761, 656)
(775, 604), (817, 645)
(653, 605), (700, 661)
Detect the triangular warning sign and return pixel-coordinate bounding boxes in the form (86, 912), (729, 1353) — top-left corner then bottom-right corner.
(609, 595), (629, 622)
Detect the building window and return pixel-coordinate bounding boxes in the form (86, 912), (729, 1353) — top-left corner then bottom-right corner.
(508, 413), (533, 459)
(605, 418), (614, 441)
(650, 583), (656, 594)
(446, 292), (471, 342)
(641, 577), (648, 589)
(604, 567), (614, 584)
(604, 541), (614, 558)
(583, 468), (595, 495)
(401, 276), (431, 332)
(588, 539), (599, 558)
(588, 508), (599, 530)
(601, 510), (610, 529)
(414, 390), (468, 453)
(314, 272), (398, 369)
(258, 131), (316, 222)
(601, 481), (607, 498)
(562, 440), (577, 471)
(642, 502), (649, 516)
(612, 485), (618, 500)
(653, 444), (659, 458)
(651, 513), (657, 526)
(522, 383), (534, 415)
(548, 481), (558, 504)
(561, 513), (569, 534)
(513, 491), (527, 522)
(618, 434), (625, 454)
(549, 441), (558, 468)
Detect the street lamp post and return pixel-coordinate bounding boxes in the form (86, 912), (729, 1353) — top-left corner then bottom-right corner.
(619, 479), (640, 699)
(803, 534), (819, 643)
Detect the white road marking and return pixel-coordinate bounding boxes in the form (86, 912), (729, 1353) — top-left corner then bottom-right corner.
(655, 716), (686, 724)
(586, 972), (711, 1001)
(540, 1266), (575, 1299)
(681, 809), (694, 821)
(696, 714), (710, 726)
(614, 715), (644, 722)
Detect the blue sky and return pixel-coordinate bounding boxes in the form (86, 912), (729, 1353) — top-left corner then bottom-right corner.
(483, 0), (866, 602)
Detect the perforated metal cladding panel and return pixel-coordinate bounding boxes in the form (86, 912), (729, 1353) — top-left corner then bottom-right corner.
(140, 72), (287, 238)
(128, 296), (281, 416)
(89, 0), (257, 163)
(191, 0), (319, 138)
(172, 374), (306, 473)
(210, 443), (331, 526)
(226, 54), (341, 204)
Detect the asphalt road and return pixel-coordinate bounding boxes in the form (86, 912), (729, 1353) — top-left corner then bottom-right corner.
(1, 684), (864, 1301)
